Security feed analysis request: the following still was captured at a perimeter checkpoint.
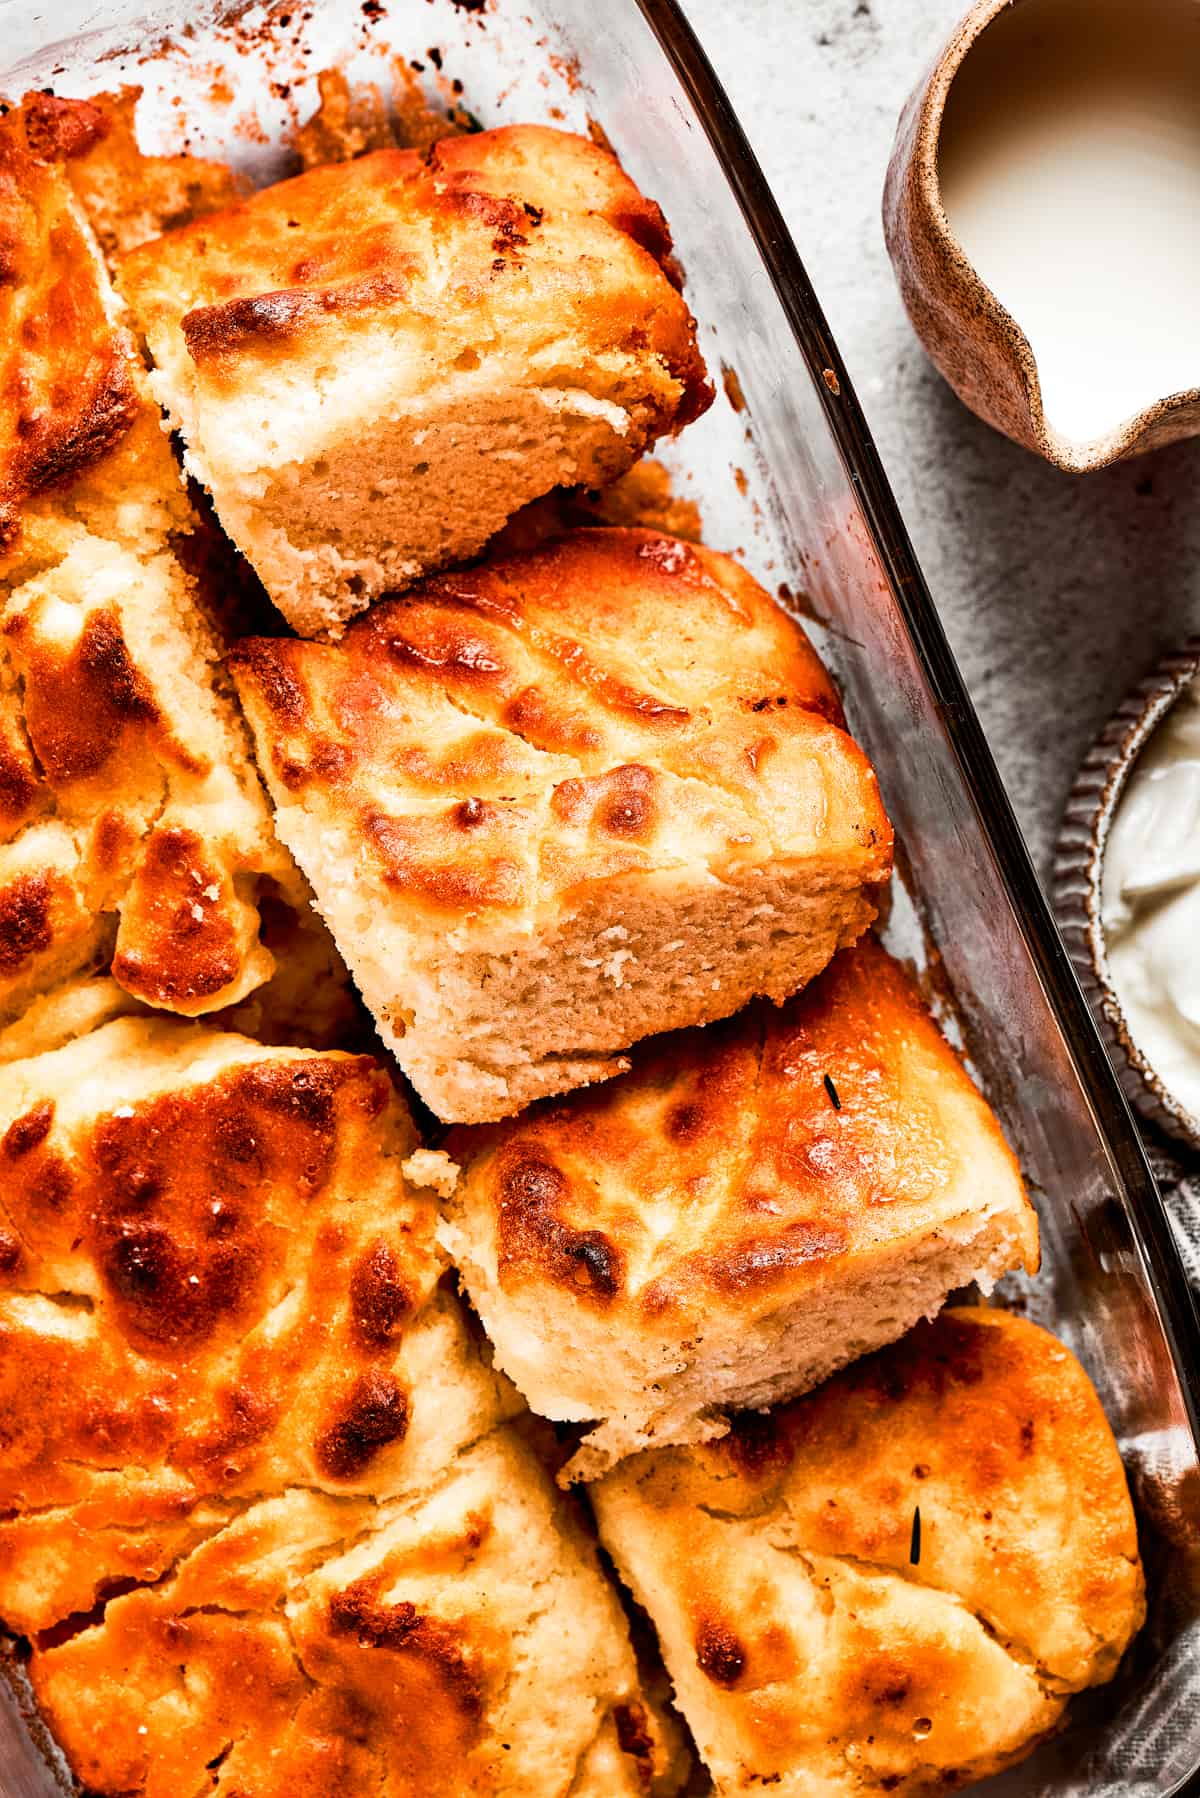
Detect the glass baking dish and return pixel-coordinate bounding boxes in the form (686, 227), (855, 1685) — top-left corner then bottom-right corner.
(1, 1), (1199, 1793)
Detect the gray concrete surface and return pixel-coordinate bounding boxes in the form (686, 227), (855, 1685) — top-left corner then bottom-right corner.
(683, 0), (1200, 882)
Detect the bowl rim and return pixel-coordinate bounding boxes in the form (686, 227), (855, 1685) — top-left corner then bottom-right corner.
(1053, 640), (1200, 1150)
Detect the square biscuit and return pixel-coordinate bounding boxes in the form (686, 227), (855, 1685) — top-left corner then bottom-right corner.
(0, 109), (340, 1031)
(117, 125), (712, 636)
(444, 939), (1039, 1474)
(230, 528), (893, 1121)
(32, 1427), (686, 1798)
(593, 1309), (1145, 1796)
(0, 1012), (516, 1639)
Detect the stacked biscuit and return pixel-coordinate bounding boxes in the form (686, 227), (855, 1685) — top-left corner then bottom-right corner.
(0, 79), (1143, 1798)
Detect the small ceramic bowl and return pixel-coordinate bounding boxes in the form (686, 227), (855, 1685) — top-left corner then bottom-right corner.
(1054, 639), (1200, 1150)
(884, 0), (1200, 472)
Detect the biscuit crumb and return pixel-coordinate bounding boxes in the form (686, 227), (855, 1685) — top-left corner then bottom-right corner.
(403, 1146), (460, 1199)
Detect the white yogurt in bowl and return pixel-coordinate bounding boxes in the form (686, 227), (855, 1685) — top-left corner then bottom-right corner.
(1101, 677), (1200, 1133)
(1054, 640), (1200, 1149)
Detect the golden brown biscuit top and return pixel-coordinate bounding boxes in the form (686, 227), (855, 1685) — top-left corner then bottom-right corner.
(13, 86), (246, 259)
(0, 1016), (512, 1636)
(0, 93), (214, 584)
(0, 94), (306, 1022)
(0, 531), (299, 1021)
(9, 563), (193, 794)
(117, 124), (710, 422)
(449, 941), (1037, 1323)
(602, 1309), (1143, 1697)
(33, 1431), (677, 1798)
(230, 527), (891, 927)
(0, 119), (139, 548)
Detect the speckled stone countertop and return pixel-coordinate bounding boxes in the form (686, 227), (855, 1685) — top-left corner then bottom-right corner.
(683, 0), (1200, 884)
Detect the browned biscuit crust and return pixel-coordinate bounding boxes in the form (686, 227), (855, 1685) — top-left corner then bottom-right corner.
(32, 1427), (685, 1798)
(7, 87), (245, 260)
(594, 1308), (1145, 1796)
(0, 1015), (515, 1638)
(230, 527), (893, 1120)
(0, 118), (139, 548)
(118, 126), (713, 633)
(445, 938), (1038, 1472)
(0, 103), (338, 1031)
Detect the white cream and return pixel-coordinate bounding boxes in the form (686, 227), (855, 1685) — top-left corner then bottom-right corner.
(1101, 676), (1200, 1126)
(938, 0), (1200, 447)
